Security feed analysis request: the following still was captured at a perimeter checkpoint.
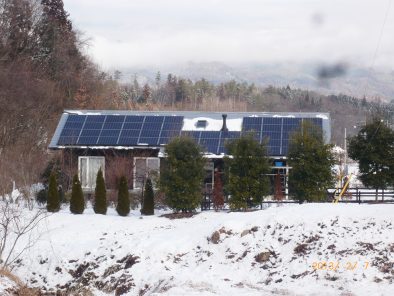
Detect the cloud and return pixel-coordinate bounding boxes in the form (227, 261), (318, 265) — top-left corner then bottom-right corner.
(64, 0), (394, 69)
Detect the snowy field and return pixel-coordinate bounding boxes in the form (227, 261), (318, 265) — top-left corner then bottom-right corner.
(2, 203), (394, 296)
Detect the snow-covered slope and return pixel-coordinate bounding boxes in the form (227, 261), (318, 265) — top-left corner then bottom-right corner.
(10, 204), (394, 295)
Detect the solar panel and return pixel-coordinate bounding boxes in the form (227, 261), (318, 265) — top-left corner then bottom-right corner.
(78, 136), (99, 145)
(85, 115), (106, 123)
(158, 116), (184, 144)
(281, 118), (302, 155)
(67, 114), (86, 123)
(97, 137), (119, 145)
(242, 117), (262, 131)
(79, 129), (101, 138)
(242, 117), (262, 143)
(83, 121), (104, 129)
(63, 121), (84, 129)
(118, 129), (140, 145)
(123, 121), (143, 130)
(59, 129), (81, 137)
(263, 117), (282, 125)
(77, 128), (101, 145)
(218, 131), (241, 154)
(139, 116), (165, 145)
(144, 115), (165, 123)
(105, 115), (125, 123)
(58, 134), (80, 145)
(199, 131), (221, 154)
(102, 121), (123, 130)
(268, 146), (281, 155)
(96, 129), (121, 146)
(302, 118), (323, 137)
(124, 115), (145, 123)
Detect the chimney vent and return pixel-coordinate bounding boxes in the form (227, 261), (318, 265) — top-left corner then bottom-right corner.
(221, 114), (228, 132)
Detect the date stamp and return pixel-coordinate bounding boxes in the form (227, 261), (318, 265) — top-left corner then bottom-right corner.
(312, 261), (369, 271)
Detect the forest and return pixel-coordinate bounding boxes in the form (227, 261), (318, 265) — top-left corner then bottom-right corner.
(1, 0), (393, 198)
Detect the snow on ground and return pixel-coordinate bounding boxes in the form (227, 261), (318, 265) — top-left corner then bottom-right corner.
(8, 203), (394, 295)
(0, 274), (17, 296)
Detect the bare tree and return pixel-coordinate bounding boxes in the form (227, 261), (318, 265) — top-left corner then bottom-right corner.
(0, 202), (47, 269)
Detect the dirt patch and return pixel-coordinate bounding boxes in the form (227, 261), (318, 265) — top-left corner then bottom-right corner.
(117, 255), (140, 269)
(161, 212), (198, 219)
(210, 231), (220, 244)
(255, 251), (271, 263)
(290, 271), (309, 279)
(69, 263), (90, 278)
(294, 243), (308, 255)
(306, 235), (321, 244)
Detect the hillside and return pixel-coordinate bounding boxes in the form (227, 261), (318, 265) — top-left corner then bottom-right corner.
(5, 204), (394, 295)
(120, 62), (394, 102)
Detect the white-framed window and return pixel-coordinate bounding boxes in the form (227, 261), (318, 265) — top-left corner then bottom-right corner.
(133, 157), (160, 189)
(78, 156), (105, 190)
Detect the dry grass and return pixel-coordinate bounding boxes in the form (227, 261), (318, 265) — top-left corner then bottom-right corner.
(127, 98), (248, 113)
(0, 268), (24, 287)
(0, 268), (40, 296)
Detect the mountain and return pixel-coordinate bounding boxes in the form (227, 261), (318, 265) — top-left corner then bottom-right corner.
(118, 62), (394, 102)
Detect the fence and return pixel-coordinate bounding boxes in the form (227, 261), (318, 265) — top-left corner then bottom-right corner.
(201, 187), (394, 210)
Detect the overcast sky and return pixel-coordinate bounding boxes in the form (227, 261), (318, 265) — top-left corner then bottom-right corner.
(63, 0), (394, 70)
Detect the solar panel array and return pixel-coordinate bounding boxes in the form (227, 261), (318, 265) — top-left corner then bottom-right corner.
(57, 114), (323, 156)
(57, 114), (184, 146)
(242, 117), (322, 155)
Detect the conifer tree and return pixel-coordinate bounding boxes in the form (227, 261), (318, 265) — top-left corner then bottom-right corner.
(70, 174), (84, 214)
(288, 121), (335, 202)
(47, 170), (60, 212)
(141, 178), (154, 215)
(94, 168), (107, 215)
(348, 118), (394, 196)
(160, 137), (205, 212)
(116, 176), (130, 216)
(225, 135), (270, 210)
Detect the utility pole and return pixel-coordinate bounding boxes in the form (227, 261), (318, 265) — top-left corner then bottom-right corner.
(344, 127), (348, 175)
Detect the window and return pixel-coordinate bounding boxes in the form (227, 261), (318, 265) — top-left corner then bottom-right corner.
(134, 157), (160, 189)
(196, 120), (208, 128)
(78, 156), (105, 190)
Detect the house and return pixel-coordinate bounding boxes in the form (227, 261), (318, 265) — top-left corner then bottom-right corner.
(49, 110), (331, 198)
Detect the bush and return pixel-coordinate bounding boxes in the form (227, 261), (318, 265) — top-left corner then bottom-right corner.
(36, 188), (47, 205)
(348, 118), (394, 191)
(160, 137), (205, 212)
(47, 171), (60, 212)
(70, 174), (85, 214)
(94, 168), (107, 215)
(116, 176), (130, 216)
(141, 178), (154, 215)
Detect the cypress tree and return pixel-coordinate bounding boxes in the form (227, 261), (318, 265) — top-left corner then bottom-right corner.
(70, 174), (84, 214)
(225, 135), (270, 210)
(47, 170), (60, 212)
(141, 178), (154, 215)
(288, 121), (335, 202)
(94, 168), (107, 215)
(116, 176), (130, 216)
(160, 137), (205, 212)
